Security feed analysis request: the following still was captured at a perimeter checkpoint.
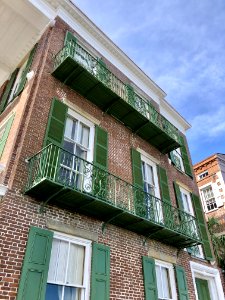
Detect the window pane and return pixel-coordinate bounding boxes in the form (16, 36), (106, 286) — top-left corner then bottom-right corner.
(161, 267), (171, 298)
(55, 240), (68, 283)
(48, 239), (60, 282)
(75, 145), (87, 160)
(45, 284), (62, 300)
(142, 162), (146, 180)
(155, 265), (163, 299)
(146, 164), (154, 186)
(65, 118), (74, 139)
(67, 243), (85, 285)
(79, 124), (90, 148)
(64, 287), (81, 300)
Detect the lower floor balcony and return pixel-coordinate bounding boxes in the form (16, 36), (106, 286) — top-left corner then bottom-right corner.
(25, 144), (201, 248)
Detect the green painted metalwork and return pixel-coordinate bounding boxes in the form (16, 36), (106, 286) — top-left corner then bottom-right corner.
(53, 41), (181, 147)
(25, 144), (201, 245)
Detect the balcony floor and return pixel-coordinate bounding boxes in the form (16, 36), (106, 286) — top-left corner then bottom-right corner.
(26, 177), (200, 248)
(52, 56), (179, 153)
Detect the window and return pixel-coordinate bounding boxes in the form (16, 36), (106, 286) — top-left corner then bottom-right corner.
(59, 110), (94, 190)
(170, 148), (184, 172)
(191, 261), (224, 300)
(45, 233), (91, 300)
(155, 260), (177, 300)
(198, 171), (208, 180)
(141, 155), (163, 223)
(179, 187), (204, 259)
(201, 186), (217, 212)
(7, 59), (27, 104)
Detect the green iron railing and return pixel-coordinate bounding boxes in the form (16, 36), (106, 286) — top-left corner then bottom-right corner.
(53, 41), (181, 144)
(26, 144), (200, 241)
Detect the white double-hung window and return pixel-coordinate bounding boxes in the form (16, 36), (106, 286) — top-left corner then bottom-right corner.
(45, 233), (92, 300)
(201, 186), (217, 212)
(141, 155), (163, 223)
(155, 260), (177, 300)
(60, 110), (94, 191)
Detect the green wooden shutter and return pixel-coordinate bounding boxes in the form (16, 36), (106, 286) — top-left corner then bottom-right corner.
(93, 126), (108, 198)
(43, 98), (68, 147)
(64, 31), (77, 46)
(175, 265), (189, 300)
(158, 166), (172, 226)
(192, 193), (213, 260)
(16, 226), (53, 300)
(173, 182), (184, 210)
(158, 166), (171, 203)
(14, 45), (37, 98)
(142, 256), (158, 300)
(131, 148), (145, 217)
(42, 98), (67, 180)
(91, 243), (110, 300)
(169, 151), (176, 165)
(94, 126), (108, 170)
(0, 114), (15, 158)
(180, 136), (193, 178)
(0, 69), (19, 113)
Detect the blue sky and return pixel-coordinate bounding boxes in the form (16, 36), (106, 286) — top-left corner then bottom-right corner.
(74, 0), (225, 164)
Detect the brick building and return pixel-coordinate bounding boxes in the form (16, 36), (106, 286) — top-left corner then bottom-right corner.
(194, 154), (225, 235)
(0, 1), (224, 300)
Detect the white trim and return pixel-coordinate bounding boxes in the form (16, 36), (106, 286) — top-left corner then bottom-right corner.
(190, 261), (225, 300)
(137, 148), (160, 165)
(64, 99), (100, 126)
(155, 259), (177, 300)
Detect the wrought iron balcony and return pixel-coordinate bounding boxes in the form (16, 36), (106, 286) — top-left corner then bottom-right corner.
(25, 144), (201, 247)
(52, 41), (181, 153)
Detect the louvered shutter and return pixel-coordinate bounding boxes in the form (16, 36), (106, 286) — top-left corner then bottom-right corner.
(0, 69), (19, 113)
(0, 114), (15, 158)
(175, 265), (190, 300)
(192, 193), (214, 260)
(90, 243), (110, 300)
(131, 148), (145, 217)
(14, 45), (37, 98)
(180, 136), (193, 178)
(93, 126), (108, 198)
(142, 256), (158, 300)
(16, 227), (53, 300)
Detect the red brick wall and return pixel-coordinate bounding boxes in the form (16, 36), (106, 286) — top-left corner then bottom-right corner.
(0, 17), (224, 300)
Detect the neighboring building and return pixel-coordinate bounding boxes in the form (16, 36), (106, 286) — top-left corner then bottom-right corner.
(0, 1), (224, 300)
(194, 154), (225, 235)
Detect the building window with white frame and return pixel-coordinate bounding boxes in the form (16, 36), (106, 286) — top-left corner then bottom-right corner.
(179, 186), (204, 259)
(201, 186), (217, 212)
(170, 148), (185, 172)
(198, 171), (209, 180)
(141, 155), (163, 223)
(45, 233), (92, 300)
(155, 260), (177, 300)
(59, 110), (94, 191)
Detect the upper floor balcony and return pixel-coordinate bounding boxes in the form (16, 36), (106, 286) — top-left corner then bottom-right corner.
(25, 143), (201, 248)
(52, 41), (181, 154)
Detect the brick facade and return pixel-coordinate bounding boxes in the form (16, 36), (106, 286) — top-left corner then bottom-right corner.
(0, 14), (224, 300)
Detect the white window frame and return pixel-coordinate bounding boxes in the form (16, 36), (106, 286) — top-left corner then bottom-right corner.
(190, 261), (224, 300)
(171, 148), (185, 172)
(46, 232), (92, 300)
(155, 260), (177, 300)
(67, 108), (95, 162)
(141, 154), (160, 199)
(200, 184), (218, 213)
(198, 171), (209, 180)
(180, 187), (204, 259)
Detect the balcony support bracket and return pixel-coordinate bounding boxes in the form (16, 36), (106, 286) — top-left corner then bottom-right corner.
(38, 187), (66, 214)
(102, 211), (124, 233)
(142, 228), (164, 246)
